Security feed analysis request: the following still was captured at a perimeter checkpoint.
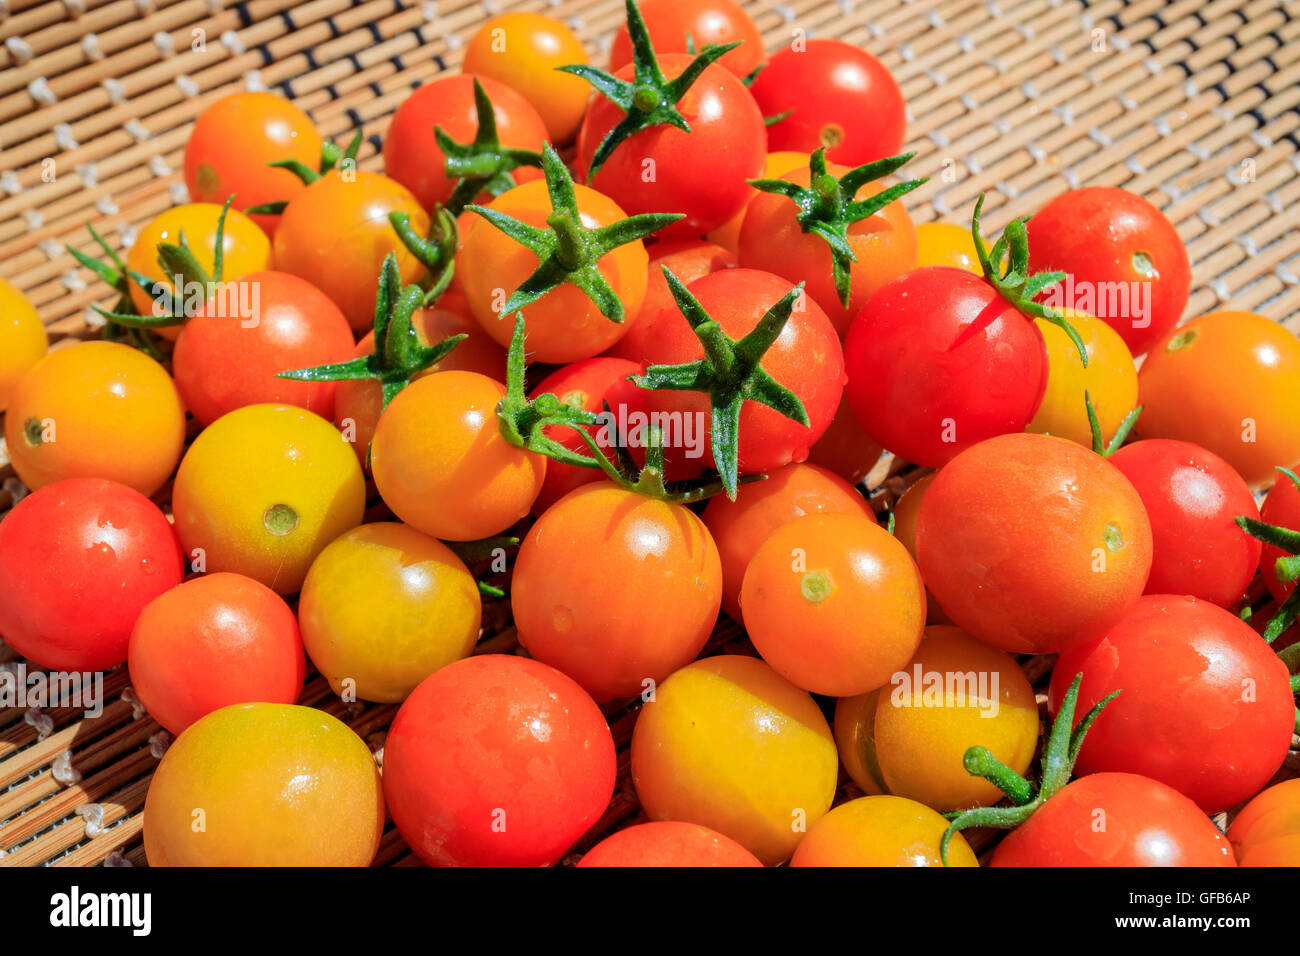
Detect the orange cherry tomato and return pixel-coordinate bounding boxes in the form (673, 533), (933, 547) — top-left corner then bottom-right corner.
(789, 796), (979, 867)
(914, 222), (982, 274)
(5, 341), (185, 497)
(1028, 309), (1139, 448)
(1227, 778), (1300, 866)
(608, 0), (765, 81)
(889, 472), (949, 624)
(806, 391), (884, 485)
(369, 371), (546, 541)
(0, 278), (47, 412)
(706, 150), (809, 256)
(578, 822), (763, 867)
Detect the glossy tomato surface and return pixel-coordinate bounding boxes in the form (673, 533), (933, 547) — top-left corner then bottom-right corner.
(1027, 309), (1138, 448)
(789, 796), (979, 867)
(0, 278), (47, 412)
(1227, 779), (1300, 866)
(607, 0), (764, 80)
(578, 821), (763, 867)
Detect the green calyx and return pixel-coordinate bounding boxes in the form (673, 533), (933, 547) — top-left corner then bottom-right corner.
(749, 147), (926, 308)
(1235, 466), (1300, 644)
(436, 77), (544, 217)
(940, 673), (1120, 866)
(244, 130), (365, 213)
(632, 267), (810, 500)
(557, 0), (740, 180)
(388, 205), (459, 306)
(970, 193), (1088, 367)
(466, 143), (682, 323)
(1084, 391), (1143, 458)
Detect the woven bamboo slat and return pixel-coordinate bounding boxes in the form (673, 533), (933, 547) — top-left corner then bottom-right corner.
(0, 0), (1297, 867)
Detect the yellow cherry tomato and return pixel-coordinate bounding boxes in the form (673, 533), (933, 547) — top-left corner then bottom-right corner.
(5, 341), (184, 496)
(630, 655), (839, 865)
(789, 795), (979, 867)
(144, 702), (384, 866)
(914, 222), (983, 274)
(1028, 309), (1139, 447)
(298, 522), (482, 703)
(706, 150), (808, 255)
(171, 403), (365, 594)
(835, 625), (1040, 812)
(462, 12), (592, 144)
(0, 278), (48, 412)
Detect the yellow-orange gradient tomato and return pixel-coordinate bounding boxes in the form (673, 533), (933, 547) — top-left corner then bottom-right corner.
(631, 655), (838, 864)
(370, 371), (546, 541)
(706, 150), (808, 255)
(298, 523), (481, 703)
(5, 341), (185, 497)
(171, 404), (365, 594)
(143, 702), (383, 866)
(834, 625), (1039, 812)
(1227, 778), (1300, 866)
(1028, 309), (1138, 447)
(0, 278), (47, 412)
(789, 796), (978, 867)
(914, 222), (982, 274)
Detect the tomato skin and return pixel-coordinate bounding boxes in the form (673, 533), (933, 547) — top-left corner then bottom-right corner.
(463, 14), (591, 143)
(1137, 311), (1300, 488)
(916, 433), (1153, 655)
(751, 40), (906, 167)
(703, 462), (874, 621)
(789, 796), (979, 867)
(914, 222), (982, 274)
(631, 655), (839, 865)
(578, 821), (764, 867)
(5, 340), (186, 498)
(1027, 309), (1139, 448)
(184, 92), (323, 238)
(383, 74), (548, 214)
(0, 278), (47, 412)
(991, 773), (1236, 867)
(738, 165), (917, 337)
(298, 523), (481, 704)
(128, 573), (305, 735)
(806, 393), (883, 486)
(172, 271), (356, 425)
(844, 267), (1049, 468)
(512, 482), (722, 701)
(1026, 187), (1191, 357)
(1051, 595), (1293, 813)
(370, 371), (546, 541)
(706, 151), (807, 255)
(1109, 440), (1260, 608)
(608, 0), (764, 80)
(1227, 779), (1300, 866)
(383, 655), (616, 867)
(576, 53), (765, 237)
(1259, 476), (1300, 605)
(0, 478), (185, 671)
(273, 171), (429, 332)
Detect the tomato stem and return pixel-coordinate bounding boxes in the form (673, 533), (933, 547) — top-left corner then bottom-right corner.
(1234, 468), (1300, 643)
(1084, 391), (1142, 457)
(437, 77), (545, 217)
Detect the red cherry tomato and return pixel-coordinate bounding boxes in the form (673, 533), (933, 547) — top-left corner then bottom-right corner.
(806, 392), (883, 486)
(128, 572), (305, 734)
(382, 655), (616, 866)
(1109, 440), (1261, 608)
(578, 821), (763, 867)
(1026, 187), (1191, 357)
(750, 40), (906, 167)
(1259, 475), (1300, 605)
(607, 0), (765, 80)
(0, 479), (185, 671)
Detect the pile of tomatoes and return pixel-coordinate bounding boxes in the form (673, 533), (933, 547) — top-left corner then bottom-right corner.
(1, 0), (1298, 869)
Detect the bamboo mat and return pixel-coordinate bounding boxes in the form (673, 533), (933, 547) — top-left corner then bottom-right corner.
(0, 0), (1298, 867)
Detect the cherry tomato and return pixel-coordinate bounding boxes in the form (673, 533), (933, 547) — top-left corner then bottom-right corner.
(630, 655), (839, 865)
(126, 202), (271, 319)
(171, 404), (365, 594)
(702, 461), (874, 621)
(512, 482), (722, 701)
(889, 473), (950, 625)
(1027, 309), (1138, 448)
(751, 40), (906, 167)
(1259, 475), (1300, 604)
(172, 271), (356, 425)
(144, 702), (383, 866)
(129, 573), (305, 735)
(739, 163), (917, 336)
(184, 92), (323, 238)
(741, 513), (924, 696)
(844, 267), (1048, 469)
(1026, 187), (1191, 357)
(706, 151), (808, 255)
(575, 53), (765, 237)
(383, 73), (548, 214)
(370, 371), (546, 541)
(914, 222), (982, 274)
(462, 14), (592, 143)
(789, 796), (979, 867)
(0, 278), (47, 412)
(835, 626), (1040, 812)
(990, 773), (1236, 867)
(273, 170), (429, 332)
(806, 393), (884, 486)
(0, 478), (184, 671)
(1109, 440), (1261, 607)
(459, 179), (649, 362)
(1051, 595), (1293, 813)
(5, 340), (186, 497)
(383, 654), (616, 866)
(1137, 311), (1300, 488)
(298, 523), (481, 703)
(916, 433), (1152, 654)
(577, 821), (763, 867)
(608, 0), (765, 80)
(1227, 779), (1300, 866)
